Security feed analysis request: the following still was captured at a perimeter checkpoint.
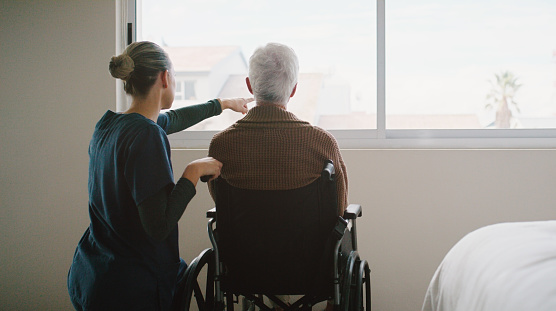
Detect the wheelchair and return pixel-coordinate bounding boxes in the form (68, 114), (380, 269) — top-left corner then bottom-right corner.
(180, 161), (371, 311)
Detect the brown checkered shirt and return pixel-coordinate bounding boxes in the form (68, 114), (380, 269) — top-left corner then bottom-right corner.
(208, 105), (348, 215)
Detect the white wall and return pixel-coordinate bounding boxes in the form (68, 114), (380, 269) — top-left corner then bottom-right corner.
(0, 1), (116, 310)
(1, 2), (555, 311)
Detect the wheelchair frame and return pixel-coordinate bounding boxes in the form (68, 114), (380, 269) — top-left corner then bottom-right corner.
(180, 162), (371, 311)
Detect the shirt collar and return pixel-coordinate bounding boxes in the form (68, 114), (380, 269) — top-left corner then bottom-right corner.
(238, 105), (308, 125)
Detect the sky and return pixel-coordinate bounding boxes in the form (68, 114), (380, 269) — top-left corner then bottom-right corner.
(139, 0), (556, 118)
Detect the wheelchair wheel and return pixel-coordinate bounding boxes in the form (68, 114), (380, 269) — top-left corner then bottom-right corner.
(352, 260), (371, 311)
(181, 248), (215, 311)
(339, 252), (371, 311)
(339, 251), (358, 311)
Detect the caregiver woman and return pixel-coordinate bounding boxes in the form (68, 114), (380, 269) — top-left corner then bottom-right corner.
(68, 41), (252, 311)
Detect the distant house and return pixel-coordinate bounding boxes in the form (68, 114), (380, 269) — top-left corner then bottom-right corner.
(162, 46), (356, 130)
(163, 46), (247, 107)
(163, 46), (497, 131)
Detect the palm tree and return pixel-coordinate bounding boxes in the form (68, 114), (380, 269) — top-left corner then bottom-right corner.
(485, 71), (522, 128)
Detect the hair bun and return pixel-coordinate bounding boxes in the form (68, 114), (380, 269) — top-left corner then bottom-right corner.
(109, 54), (135, 80)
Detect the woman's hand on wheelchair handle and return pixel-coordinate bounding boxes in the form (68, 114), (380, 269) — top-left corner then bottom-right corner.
(182, 157), (222, 186)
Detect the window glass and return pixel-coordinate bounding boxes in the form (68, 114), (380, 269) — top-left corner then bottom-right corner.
(139, 0), (376, 130)
(174, 80), (196, 101)
(386, 0), (556, 129)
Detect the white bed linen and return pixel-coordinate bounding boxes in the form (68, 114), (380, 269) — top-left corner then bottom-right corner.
(422, 221), (556, 311)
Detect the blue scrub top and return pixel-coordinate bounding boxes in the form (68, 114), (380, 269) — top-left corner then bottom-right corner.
(68, 111), (179, 310)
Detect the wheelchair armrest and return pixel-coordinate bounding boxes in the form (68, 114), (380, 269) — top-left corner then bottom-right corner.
(206, 207), (216, 219)
(343, 204), (362, 219)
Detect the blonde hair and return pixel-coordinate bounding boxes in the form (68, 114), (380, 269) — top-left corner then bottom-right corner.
(109, 41), (172, 97)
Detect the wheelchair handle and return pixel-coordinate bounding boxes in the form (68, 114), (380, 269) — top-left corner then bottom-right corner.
(322, 160), (335, 181)
(200, 175), (213, 183)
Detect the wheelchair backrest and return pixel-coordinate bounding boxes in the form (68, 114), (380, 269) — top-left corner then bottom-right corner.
(213, 165), (338, 295)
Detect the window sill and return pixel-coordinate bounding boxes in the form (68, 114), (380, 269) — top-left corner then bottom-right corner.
(168, 129), (556, 150)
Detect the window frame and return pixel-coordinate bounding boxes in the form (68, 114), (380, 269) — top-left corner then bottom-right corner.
(124, 0), (556, 149)
(174, 80), (197, 101)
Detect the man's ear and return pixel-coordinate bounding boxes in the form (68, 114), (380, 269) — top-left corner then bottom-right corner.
(160, 70), (169, 88)
(290, 83), (297, 98)
(246, 77), (254, 94)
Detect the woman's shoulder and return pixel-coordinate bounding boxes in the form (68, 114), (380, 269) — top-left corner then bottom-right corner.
(94, 111), (166, 144)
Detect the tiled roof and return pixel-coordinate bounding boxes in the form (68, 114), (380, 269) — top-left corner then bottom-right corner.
(163, 46), (241, 72)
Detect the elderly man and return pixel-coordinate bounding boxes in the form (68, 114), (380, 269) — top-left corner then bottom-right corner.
(208, 43), (346, 311)
(208, 43), (347, 215)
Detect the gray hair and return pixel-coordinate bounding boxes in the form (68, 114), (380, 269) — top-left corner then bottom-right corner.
(248, 43), (299, 106)
(109, 41), (172, 97)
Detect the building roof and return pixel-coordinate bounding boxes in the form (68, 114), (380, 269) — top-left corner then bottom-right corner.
(163, 46), (242, 72)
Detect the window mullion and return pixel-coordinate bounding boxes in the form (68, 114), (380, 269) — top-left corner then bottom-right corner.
(116, 0), (137, 112)
(377, 0), (386, 138)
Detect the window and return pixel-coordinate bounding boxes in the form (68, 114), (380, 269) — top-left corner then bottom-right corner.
(125, 0), (556, 148)
(386, 1), (556, 130)
(137, 0), (376, 131)
(175, 80), (196, 101)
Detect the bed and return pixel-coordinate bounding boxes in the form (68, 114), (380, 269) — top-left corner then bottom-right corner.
(422, 221), (556, 311)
